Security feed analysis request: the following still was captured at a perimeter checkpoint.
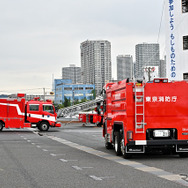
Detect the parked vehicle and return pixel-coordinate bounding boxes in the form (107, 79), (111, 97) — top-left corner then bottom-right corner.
(102, 78), (188, 158)
(0, 94), (61, 131)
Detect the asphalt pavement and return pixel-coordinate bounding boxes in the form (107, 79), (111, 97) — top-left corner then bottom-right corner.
(0, 123), (188, 188)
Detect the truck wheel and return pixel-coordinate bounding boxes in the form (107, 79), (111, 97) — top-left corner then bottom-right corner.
(0, 122), (3, 131)
(38, 122), (49, 131)
(121, 140), (132, 159)
(114, 132), (122, 156)
(105, 134), (113, 149)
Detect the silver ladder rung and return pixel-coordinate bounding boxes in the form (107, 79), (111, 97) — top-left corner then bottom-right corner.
(135, 88), (144, 92)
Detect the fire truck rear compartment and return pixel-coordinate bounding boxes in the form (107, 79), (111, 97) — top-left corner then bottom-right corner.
(126, 128), (188, 154)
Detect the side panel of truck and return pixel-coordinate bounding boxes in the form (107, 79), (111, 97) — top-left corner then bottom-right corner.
(0, 98), (26, 128)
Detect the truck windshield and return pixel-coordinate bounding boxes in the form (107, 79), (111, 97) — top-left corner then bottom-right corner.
(29, 104), (39, 111)
(43, 105), (54, 114)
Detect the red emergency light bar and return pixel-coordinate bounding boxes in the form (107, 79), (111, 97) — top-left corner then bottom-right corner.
(46, 99), (52, 102)
(17, 93), (25, 98)
(33, 97), (40, 101)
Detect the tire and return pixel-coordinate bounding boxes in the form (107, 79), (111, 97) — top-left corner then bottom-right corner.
(120, 138), (132, 159)
(105, 134), (113, 149)
(0, 122), (3, 131)
(38, 122), (49, 131)
(114, 132), (122, 156)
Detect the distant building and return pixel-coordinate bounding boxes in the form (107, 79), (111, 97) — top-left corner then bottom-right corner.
(26, 94), (54, 101)
(62, 64), (81, 84)
(133, 62), (136, 79)
(0, 94), (8, 98)
(117, 55), (133, 81)
(160, 58), (166, 78)
(165, 0), (188, 80)
(135, 43), (160, 79)
(80, 40), (112, 95)
(54, 79), (95, 104)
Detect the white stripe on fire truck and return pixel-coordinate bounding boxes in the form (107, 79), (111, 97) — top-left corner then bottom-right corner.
(46, 135), (188, 187)
(26, 113), (56, 122)
(0, 103), (56, 122)
(0, 103), (25, 116)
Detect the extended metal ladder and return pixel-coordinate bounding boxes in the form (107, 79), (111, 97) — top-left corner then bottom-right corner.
(57, 96), (103, 117)
(134, 83), (146, 133)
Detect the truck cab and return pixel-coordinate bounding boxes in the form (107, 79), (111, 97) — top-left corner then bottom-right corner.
(26, 98), (60, 131)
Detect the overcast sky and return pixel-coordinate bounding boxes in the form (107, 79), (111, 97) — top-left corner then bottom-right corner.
(0, 0), (165, 94)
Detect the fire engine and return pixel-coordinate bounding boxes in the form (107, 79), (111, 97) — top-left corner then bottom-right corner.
(0, 94), (61, 131)
(79, 112), (102, 126)
(78, 102), (103, 126)
(102, 78), (188, 158)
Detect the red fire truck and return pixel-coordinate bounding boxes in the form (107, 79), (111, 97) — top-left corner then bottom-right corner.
(102, 78), (188, 158)
(79, 102), (103, 126)
(79, 113), (102, 126)
(0, 94), (61, 131)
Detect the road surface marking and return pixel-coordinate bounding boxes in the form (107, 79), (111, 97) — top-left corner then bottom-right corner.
(59, 159), (78, 163)
(72, 166), (93, 170)
(50, 153), (66, 157)
(89, 175), (115, 181)
(89, 175), (103, 181)
(47, 135), (188, 187)
(42, 149), (56, 152)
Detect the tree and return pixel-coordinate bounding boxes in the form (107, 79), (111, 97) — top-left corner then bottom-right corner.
(81, 97), (87, 103)
(64, 96), (71, 107)
(91, 89), (96, 99)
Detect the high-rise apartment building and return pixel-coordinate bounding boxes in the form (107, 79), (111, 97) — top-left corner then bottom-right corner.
(80, 40), (111, 95)
(117, 55), (133, 81)
(62, 64), (81, 84)
(165, 0), (188, 80)
(160, 57), (166, 78)
(135, 43), (160, 79)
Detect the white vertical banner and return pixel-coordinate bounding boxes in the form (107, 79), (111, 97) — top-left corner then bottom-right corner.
(166, 0), (177, 80)
(165, 0), (188, 80)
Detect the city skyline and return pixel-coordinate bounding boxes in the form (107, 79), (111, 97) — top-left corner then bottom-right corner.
(0, 0), (165, 94)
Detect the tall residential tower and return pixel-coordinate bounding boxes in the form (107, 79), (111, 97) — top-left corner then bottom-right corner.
(80, 40), (111, 94)
(62, 64), (81, 84)
(135, 43), (160, 79)
(117, 55), (133, 81)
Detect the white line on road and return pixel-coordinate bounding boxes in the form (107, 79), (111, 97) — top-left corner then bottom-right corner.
(72, 166), (93, 171)
(47, 135), (188, 187)
(59, 159), (78, 163)
(42, 149), (56, 152)
(50, 153), (66, 157)
(89, 175), (103, 181)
